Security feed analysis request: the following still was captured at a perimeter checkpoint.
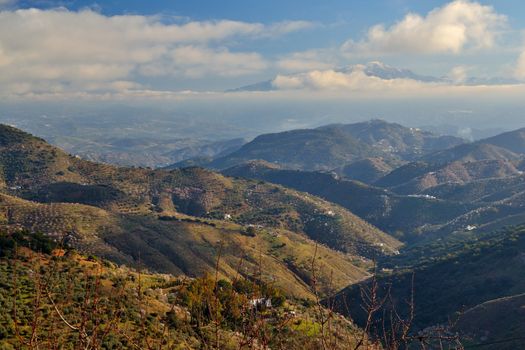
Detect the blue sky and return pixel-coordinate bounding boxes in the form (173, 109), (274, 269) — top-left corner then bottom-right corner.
(1, 0), (525, 130)
(1, 0), (523, 90)
(12, 1), (525, 50)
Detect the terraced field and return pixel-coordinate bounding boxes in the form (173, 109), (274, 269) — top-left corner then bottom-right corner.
(0, 191), (371, 298)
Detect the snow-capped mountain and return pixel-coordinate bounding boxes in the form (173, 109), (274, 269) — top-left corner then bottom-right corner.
(228, 62), (444, 92)
(345, 61), (442, 82)
(228, 61), (521, 92)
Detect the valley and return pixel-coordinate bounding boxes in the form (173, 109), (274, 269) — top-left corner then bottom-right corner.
(1, 119), (525, 348)
(4, 1), (525, 348)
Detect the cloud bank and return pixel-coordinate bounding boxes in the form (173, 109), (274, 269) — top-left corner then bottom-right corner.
(0, 8), (310, 95)
(0, 1), (523, 100)
(272, 68), (427, 91)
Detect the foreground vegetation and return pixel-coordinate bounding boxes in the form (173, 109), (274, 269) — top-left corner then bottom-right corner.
(0, 231), (471, 349)
(336, 225), (525, 348)
(2, 123), (525, 348)
(0, 231), (371, 349)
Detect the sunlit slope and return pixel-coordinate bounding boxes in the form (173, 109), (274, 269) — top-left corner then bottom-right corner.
(0, 191), (369, 298)
(0, 124), (400, 258)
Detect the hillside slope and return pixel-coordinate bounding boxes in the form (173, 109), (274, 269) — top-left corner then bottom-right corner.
(224, 161), (472, 241)
(0, 192), (369, 298)
(209, 128), (380, 171)
(336, 157), (393, 183)
(425, 174), (525, 203)
(333, 225), (525, 331)
(377, 159), (522, 195)
(0, 233), (366, 349)
(455, 293), (525, 349)
(483, 127), (525, 154)
(0, 124), (400, 257)
(179, 120), (464, 172)
(420, 143), (522, 165)
(0, 124), (403, 297)
(321, 120), (464, 161)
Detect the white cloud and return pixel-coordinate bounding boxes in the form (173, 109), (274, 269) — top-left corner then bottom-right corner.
(267, 61), (525, 93)
(515, 51), (525, 80)
(448, 65), (469, 83)
(272, 67), (427, 91)
(276, 49), (338, 72)
(264, 21), (315, 37)
(141, 46), (268, 78)
(0, 3), (519, 101)
(343, 0), (506, 55)
(0, 8), (309, 96)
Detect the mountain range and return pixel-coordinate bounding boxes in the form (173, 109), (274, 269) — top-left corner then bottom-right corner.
(0, 124), (401, 298)
(161, 120), (525, 248)
(223, 160), (473, 242)
(229, 61), (522, 92)
(2, 119), (525, 347)
(172, 119), (465, 171)
(334, 224), (525, 348)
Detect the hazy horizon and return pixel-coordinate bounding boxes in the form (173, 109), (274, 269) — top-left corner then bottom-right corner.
(1, 0), (525, 139)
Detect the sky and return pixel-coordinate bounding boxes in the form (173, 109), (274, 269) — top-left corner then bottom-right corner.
(1, 0), (525, 131)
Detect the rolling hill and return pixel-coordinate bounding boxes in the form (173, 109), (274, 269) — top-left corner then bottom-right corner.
(0, 124), (403, 297)
(425, 174), (525, 203)
(319, 119), (465, 161)
(371, 131), (525, 197)
(208, 127), (381, 171)
(336, 157), (393, 183)
(223, 161), (473, 242)
(1, 192), (372, 298)
(332, 225), (525, 333)
(173, 120), (464, 172)
(377, 159), (522, 195)
(483, 127), (525, 154)
(455, 293), (525, 349)
(360, 128), (525, 239)
(420, 142), (522, 165)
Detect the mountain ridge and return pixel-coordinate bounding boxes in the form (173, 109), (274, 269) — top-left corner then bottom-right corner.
(223, 160), (473, 242)
(228, 61), (522, 92)
(172, 119), (465, 172)
(0, 124), (401, 297)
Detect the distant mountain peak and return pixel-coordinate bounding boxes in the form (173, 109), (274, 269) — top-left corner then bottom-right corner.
(346, 61), (442, 83)
(229, 61), (446, 92)
(229, 61), (520, 92)
(200, 119), (465, 171)
(226, 80), (274, 92)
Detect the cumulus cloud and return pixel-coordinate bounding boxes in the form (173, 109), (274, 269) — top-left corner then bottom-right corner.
(0, 2), (519, 101)
(343, 0), (506, 55)
(271, 67), (427, 91)
(0, 8), (309, 96)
